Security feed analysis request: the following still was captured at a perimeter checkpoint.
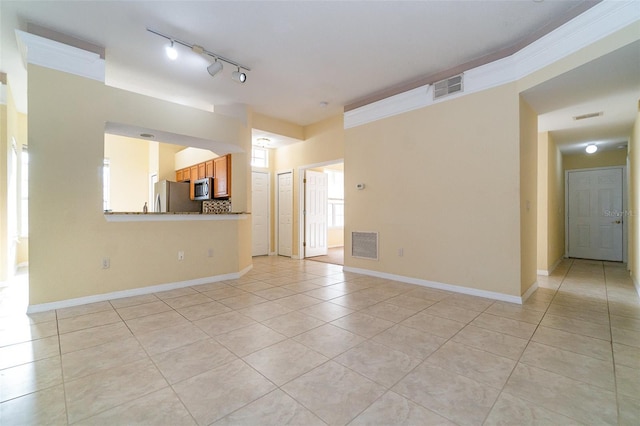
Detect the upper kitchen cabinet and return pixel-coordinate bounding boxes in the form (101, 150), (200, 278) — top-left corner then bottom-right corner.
(213, 155), (231, 198)
(205, 160), (214, 178)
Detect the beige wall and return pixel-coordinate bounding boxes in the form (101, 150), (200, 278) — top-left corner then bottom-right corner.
(28, 65), (251, 305)
(563, 149), (628, 170)
(273, 115), (344, 257)
(519, 97), (537, 294)
(174, 147), (217, 170)
(537, 132), (565, 273)
(345, 83), (523, 296)
(253, 112), (304, 141)
(104, 134), (150, 212)
(630, 106), (639, 288)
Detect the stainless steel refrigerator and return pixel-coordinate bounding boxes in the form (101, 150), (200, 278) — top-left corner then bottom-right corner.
(154, 180), (201, 212)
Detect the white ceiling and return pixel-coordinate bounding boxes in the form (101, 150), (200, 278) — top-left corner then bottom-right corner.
(1, 1), (638, 153)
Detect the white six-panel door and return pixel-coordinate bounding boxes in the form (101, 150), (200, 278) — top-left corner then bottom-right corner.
(278, 172), (293, 257)
(567, 167), (623, 261)
(304, 170), (328, 258)
(251, 171), (269, 256)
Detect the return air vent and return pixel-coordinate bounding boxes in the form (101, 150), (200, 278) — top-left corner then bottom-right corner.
(573, 111), (603, 121)
(433, 74), (463, 100)
(352, 232), (379, 260)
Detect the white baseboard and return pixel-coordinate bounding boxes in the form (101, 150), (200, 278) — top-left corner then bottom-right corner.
(342, 266), (524, 304)
(633, 272), (640, 298)
(537, 257), (562, 276)
(521, 281), (538, 303)
(27, 264), (253, 314)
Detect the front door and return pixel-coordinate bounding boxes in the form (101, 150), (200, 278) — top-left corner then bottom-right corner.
(304, 170), (328, 258)
(567, 167), (623, 261)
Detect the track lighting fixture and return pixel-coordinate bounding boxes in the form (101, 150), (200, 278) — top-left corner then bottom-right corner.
(231, 68), (247, 84)
(147, 28), (250, 82)
(207, 59), (223, 77)
(165, 40), (178, 60)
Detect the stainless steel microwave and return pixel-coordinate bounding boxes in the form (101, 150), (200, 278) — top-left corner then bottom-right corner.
(193, 177), (213, 200)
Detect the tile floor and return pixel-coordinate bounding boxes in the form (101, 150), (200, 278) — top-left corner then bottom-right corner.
(0, 257), (639, 425)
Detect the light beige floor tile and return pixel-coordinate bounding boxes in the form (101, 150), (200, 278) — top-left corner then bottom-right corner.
(298, 301), (354, 322)
(109, 293), (159, 309)
(373, 324), (446, 360)
(61, 336), (147, 381)
(452, 325), (528, 360)
(275, 294), (322, 310)
(57, 310), (122, 334)
(73, 387), (196, 426)
(360, 302), (419, 323)
(253, 286), (297, 300)
(64, 358), (168, 424)
(154, 286), (199, 300)
(115, 300), (172, 320)
(503, 363), (617, 425)
(162, 293), (213, 309)
(201, 286), (248, 300)
(331, 312), (394, 338)
(615, 364), (640, 398)
(532, 325), (613, 361)
(0, 356), (63, 402)
(135, 322), (208, 355)
(392, 363), (500, 425)
(303, 286), (347, 301)
(219, 293), (269, 310)
(553, 294), (609, 314)
(335, 340), (420, 388)
(215, 323), (287, 357)
(0, 384), (67, 426)
(174, 300), (232, 321)
(282, 361), (386, 425)
(330, 293), (382, 310)
(441, 293), (494, 312)
(400, 312), (466, 339)
(611, 314), (640, 331)
(56, 301), (113, 319)
(540, 313), (611, 341)
(384, 294), (437, 311)
(520, 341), (615, 390)
(425, 340), (516, 388)
(613, 343), (640, 369)
(0, 335), (60, 370)
(125, 310), (189, 335)
(195, 281), (238, 292)
(59, 321), (132, 354)
(194, 311), (257, 336)
(0, 320), (58, 347)
(351, 391), (455, 426)
(238, 300), (294, 321)
(405, 287), (452, 301)
(471, 313), (537, 339)
(423, 301), (482, 323)
(608, 301), (640, 320)
(172, 358), (275, 425)
(281, 281), (323, 293)
(235, 281), (275, 293)
(485, 302), (545, 324)
(213, 389), (325, 426)
(546, 303), (610, 325)
(612, 326), (640, 348)
(244, 339), (328, 385)
(24, 310), (57, 324)
(262, 311), (325, 337)
(618, 394), (640, 426)
(484, 392), (581, 425)
(294, 324), (365, 358)
(152, 338), (237, 384)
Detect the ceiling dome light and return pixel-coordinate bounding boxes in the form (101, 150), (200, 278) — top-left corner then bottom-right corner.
(207, 59), (223, 77)
(231, 68), (247, 83)
(165, 40), (178, 60)
(585, 144), (598, 154)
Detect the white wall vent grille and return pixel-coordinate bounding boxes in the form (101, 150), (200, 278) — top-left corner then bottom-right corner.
(433, 74), (463, 99)
(352, 232), (379, 260)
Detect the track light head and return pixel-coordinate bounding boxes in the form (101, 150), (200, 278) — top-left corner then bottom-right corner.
(165, 40), (178, 60)
(207, 59), (223, 77)
(231, 68), (247, 84)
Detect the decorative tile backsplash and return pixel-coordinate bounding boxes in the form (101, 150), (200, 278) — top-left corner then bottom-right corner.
(202, 199), (231, 214)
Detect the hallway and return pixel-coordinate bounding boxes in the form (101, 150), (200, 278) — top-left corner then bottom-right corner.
(0, 258), (638, 424)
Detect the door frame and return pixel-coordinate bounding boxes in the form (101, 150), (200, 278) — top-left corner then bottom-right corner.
(251, 170), (271, 256)
(564, 166), (627, 262)
(276, 169), (293, 257)
(297, 159), (344, 260)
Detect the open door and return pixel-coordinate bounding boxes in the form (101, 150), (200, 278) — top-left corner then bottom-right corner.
(304, 170), (328, 257)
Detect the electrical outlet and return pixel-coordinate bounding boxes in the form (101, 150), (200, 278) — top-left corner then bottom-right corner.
(102, 257), (110, 269)
(208, 248), (214, 257)
(178, 250), (185, 261)
(398, 248), (404, 257)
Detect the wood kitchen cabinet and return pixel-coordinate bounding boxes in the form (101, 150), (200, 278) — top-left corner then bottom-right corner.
(189, 165), (198, 199)
(198, 163), (206, 180)
(213, 154), (231, 198)
(205, 160), (214, 178)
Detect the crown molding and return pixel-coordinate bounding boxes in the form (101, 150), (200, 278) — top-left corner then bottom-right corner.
(345, 0), (640, 130)
(15, 30), (105, 82)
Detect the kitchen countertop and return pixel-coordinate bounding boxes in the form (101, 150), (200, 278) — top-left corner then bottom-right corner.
(104, 211), (249, 222)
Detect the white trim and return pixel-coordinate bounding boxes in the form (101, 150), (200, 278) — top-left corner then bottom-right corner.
(15, 30), (105, 82)
(521, 281), (539, 303)
(27, 264), (253, 314)
(344, 1), (640, 129)
(633, 272), (640, 298)
(104, 213), (248, 222)
(342, 266), (524, 304)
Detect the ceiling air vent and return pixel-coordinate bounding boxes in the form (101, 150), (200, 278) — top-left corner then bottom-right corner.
(573, 111), (603, 121)
(433, 74), (463, 100)
(352, 232), (379, 260)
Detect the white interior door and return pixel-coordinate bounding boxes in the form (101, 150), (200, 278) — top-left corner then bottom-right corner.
(568, 168), (623, 261)
(278, 172), (293, 257)
(251, 171), (269, 256)
(304, 170), (328, 257)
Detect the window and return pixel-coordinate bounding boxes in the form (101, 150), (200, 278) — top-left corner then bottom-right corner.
(326, 169), (344, 228)
(103, 158), (111, 211)
(328, 200), (344, 227)
(251, 147), (268, 168)
(20, 145), (28, 237)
